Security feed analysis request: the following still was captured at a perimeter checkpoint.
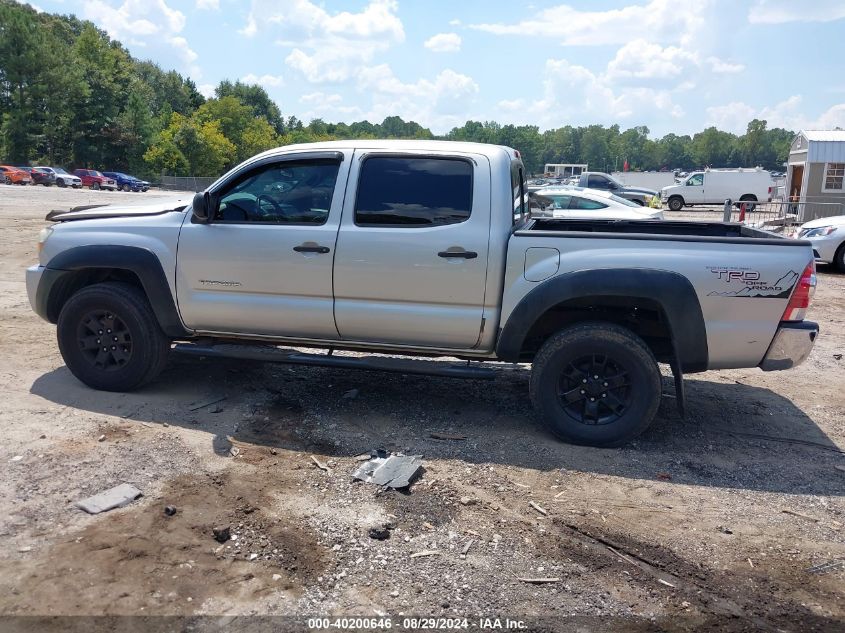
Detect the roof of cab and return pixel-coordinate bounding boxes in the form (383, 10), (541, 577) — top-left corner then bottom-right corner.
(252, 139), (519, 160)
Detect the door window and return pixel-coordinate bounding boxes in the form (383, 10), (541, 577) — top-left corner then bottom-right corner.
(686, 174), (703, 186)
(355, 156), (473, 226)
(587, 175), (609, 188)
(571, 197), (608, 210)
(214, 159), (340, 224)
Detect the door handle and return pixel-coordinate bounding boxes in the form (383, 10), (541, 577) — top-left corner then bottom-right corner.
(294, 244), (330, 254)
(438, 250), (478, 259)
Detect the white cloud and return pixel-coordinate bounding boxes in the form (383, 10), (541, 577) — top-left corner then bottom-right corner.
(196, 0), (218, 9)
(424, 32), (461, 53)
(298, 65), (479, 133)
(470, 0), (707, 47)
(705, 95), (845, 133)
(81, 0), (200, 76)
(496, 55), (685, 131)
(448, 18), (461, 26)
(423, 32), (461, 53)
(241, 73), (285, 87)
(240, 0), (405, 83)
(197, 83), (215, 98)
(706, 56), (745, 74)
(704, 102), (757, 133)
(748, 0), (845, 24)
(606, 39), (699, 80)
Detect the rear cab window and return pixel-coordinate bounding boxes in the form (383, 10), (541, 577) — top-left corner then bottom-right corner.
(355, 156), (472, 226)
(511, 160), (526, 224)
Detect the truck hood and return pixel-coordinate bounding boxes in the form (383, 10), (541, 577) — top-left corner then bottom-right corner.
(47, 199), (189, 222)
(621, 185), (658, 196)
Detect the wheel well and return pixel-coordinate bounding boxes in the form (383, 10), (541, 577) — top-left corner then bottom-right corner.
(45, 268), (145, 322)
(518, 297), (675, 363)
(739, 194), (757, 200)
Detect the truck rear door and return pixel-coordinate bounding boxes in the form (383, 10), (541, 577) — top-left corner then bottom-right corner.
(332, 150), (491, 348)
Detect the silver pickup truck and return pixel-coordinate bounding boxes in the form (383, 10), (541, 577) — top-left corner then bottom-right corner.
(26, 140), (819, 447)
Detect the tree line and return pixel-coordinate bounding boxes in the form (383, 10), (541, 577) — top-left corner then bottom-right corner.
(1, 0), (795, 179)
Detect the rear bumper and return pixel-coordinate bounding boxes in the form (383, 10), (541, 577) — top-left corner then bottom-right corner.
(759, 321), (818, 371)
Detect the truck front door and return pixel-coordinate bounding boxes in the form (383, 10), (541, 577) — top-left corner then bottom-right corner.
(175, 151), (350, 339)
(332, 151), (491, 349)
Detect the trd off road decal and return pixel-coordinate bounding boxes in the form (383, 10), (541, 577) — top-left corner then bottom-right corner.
(706, 267), (798, 298)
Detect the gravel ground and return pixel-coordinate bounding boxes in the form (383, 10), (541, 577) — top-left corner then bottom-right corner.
(0, 184), (843, 631)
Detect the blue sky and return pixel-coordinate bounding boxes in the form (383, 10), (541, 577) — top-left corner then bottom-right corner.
(28, 0), (845, 136)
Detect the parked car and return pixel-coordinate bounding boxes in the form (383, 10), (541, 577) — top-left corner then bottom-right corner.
(799, 215), (845, 271)
(28, 166), (57, 186)
(73, 169), (117, 190)
(530, 186), (664, 220)
(661, 168), (773, 211)
(570, 172), (658, 205)
(42, 167), (83, 188)
(102, 172), (148, 192)
(0, 165), (32, 185)
(28, 140), (819, 448)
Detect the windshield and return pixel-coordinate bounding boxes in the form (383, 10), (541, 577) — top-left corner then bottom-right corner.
(53, 167), (69, 175)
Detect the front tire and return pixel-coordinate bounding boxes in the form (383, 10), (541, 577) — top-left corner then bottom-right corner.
(667, 196), (684, 212)
(529, 322), (662, 447)
(57, 282), (170, 391)
(834, 243), (845, 273)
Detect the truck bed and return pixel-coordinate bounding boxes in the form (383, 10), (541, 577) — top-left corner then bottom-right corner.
(520, 218), (805, 245)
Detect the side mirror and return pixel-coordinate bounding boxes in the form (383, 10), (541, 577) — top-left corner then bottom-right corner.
(192, 191), (212, 223)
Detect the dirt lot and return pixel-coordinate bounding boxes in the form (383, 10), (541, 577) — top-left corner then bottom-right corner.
(0, 184), (843, 631)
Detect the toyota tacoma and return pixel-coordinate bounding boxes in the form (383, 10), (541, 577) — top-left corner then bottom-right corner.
(27, 141), (819, 446)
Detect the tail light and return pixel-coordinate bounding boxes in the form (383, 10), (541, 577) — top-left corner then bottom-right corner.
(781, 261), (816, 322)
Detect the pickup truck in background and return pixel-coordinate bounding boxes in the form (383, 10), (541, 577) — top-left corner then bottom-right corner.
(27, 141), (819, 447)
(568, 171), (658, 206)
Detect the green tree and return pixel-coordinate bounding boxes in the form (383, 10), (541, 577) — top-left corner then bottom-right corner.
(216, 79), (284, 134)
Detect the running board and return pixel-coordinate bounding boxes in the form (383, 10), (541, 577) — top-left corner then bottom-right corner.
(172, 343), (497, 380)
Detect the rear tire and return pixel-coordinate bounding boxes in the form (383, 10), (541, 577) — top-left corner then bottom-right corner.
(529, 322), (662, 447)
(57, 282), (170, 391)
(667, 196), (684, 211)
(737, 194), (757, 212)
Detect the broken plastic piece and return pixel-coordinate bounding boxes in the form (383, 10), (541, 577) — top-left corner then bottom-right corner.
(76, 483), (142, 514)
(352, 451), (422, 488)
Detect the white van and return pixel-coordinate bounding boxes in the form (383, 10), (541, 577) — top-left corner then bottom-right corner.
(660, 168), (773, 211)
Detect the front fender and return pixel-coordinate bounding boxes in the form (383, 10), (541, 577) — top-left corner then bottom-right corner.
(38, 245), (190, 338)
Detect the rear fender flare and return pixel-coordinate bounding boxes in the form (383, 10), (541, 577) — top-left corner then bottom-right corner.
(496, 268), (708, 372)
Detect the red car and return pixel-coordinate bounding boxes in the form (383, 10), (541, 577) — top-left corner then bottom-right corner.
(0, 165), (32, 185)
(73, 169), (117, 190)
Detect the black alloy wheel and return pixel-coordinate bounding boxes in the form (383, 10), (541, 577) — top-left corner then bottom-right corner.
(558, 354), (632, 426)
(76, 310), (133, 372)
